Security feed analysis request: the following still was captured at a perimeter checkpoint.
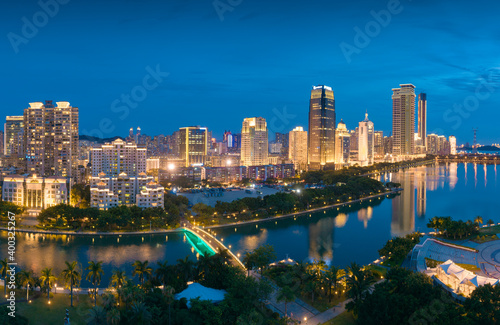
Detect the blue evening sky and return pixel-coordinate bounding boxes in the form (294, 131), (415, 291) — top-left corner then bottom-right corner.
(1, 0), (499, 144)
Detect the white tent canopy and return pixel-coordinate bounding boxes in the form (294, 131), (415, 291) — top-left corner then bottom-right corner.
(175, 283), (227, 307)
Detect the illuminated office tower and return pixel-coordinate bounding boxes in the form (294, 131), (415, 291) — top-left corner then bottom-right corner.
(449, 135), (457, 155)
(23, 101), (79, 178)
(308, 85), (336, 170)
(358, 113), (374, 166)
(417, 93), (427, 148)
(288, 126), (308, 171)
(334, 120), (350, 165)
(179, 126), (208, 167)
(374, 131), (384, 157)
(241, 117), (268, 166)
(392, 84), (416, 156)
(4, 116), (24, 156)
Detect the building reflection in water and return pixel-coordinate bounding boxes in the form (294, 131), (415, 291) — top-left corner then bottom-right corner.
(449, 162), (458, 190)
(334, 213), (348, 228)
(464, 162), (468, 186)
(391, 170), (415, 237)
(238, 229), (268, 251)
(416, 168), (427, 218)
(474, 163), (478, 188)
(484, 164), (487, 187)
(308, 218), (335, 265)
(357, 207), (373, 228)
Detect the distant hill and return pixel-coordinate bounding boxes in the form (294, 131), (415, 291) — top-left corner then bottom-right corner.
(79, 135), (125, 143)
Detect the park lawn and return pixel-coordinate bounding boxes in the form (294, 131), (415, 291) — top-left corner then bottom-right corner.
(425, 258), (481, 273)
(365, 265), (388, 278)
(16, 292), (92, 325)
(479, 225), (500, 235)
(301, 293), (347, 313)
(471, 234), (499, 243)
(322, 311), (356, 325)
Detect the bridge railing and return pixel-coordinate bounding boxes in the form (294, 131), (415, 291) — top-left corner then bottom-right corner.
(182, 226), (246, 270)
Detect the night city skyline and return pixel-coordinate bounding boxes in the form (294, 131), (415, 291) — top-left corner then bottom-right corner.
(2, 0), (500, 144)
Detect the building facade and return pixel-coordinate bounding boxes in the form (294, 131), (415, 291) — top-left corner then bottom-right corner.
(288, 126), (308, 172)
(179, 126), (208, 167)
(241, 117), (268, 166)
(392, 84), (416, 156)
(334, 120), (351, 165)
(308, 85), (336, 170)
(23, 101), (79, 178)
(2, 174), (69, 216)
(358, 113), (374, 166)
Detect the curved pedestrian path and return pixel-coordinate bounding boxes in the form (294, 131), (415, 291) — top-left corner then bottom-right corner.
(477, 241), (500, 278)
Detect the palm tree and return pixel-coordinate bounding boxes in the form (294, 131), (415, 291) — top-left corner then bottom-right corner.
(0, 258), (8, 298)
(86, 261), (104, 307)
(40, 267), (57, 303)
(61, 261), (81, 307)
(155, 261), (169, 292)
(164, 285), (175, 325)
(100, 293), (116, 310)
(86, 305), (106, 325)
(326, 266), (346, 302)
(131, 301), (152, 324)
(475, 216), (483, 226)
(176, 256), (194, 283)
(18, 269), (35, 302)
(111, 270), (127, 290)
(276, 286), (296, 318)
(346, 262), (375, 315)
(487, 219), (495, 226)
(132, 260), (153, 286)
(106, 308), (121, 325)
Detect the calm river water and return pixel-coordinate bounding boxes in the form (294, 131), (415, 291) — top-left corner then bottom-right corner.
(1, 163), (498, 286)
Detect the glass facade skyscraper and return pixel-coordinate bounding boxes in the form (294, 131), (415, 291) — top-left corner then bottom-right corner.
(307, 85), (336, 170)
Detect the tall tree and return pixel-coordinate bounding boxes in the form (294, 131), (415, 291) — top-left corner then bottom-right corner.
(86, 261), (104, 307)
(132, 260), (153, 287)
(61, 261), (81, 307)
(277, 286), (296, 318)
(40, 267), (57, 303)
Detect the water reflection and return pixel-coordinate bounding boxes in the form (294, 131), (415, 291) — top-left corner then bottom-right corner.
(449, 163), (458, 190)
(416, 168), (427, 217)
(308, 218), (335, 264)
(391, 170), (415, 236)
(357, 206), (373, 228)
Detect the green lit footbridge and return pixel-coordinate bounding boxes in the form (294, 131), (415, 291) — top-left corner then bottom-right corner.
(181, 226), (245, 270)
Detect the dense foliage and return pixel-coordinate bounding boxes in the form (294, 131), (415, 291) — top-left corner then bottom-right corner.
(378, 232), (423, 266)
(192, 175), (387, 225)
(427, 216), (480, 239)
(37, 204), (180, 231)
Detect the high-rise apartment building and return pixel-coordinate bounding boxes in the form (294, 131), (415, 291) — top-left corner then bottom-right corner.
(90, 139), (163, 209)
(275, 132), (289, 157)
(334, 120), (350, 165)
(288, 126), (308, 171)
(358, 113), (374, 166)
(179, 126), (208, 167)
(24, 101), (79, 178)
(308, 85), (336, 170)
(449, 136), (457, 155)
(4, 116), (24, 156)
(241, 117), (268, 166)
(417, 93), (427, 148)
(374, 131), (384, 157)
(392, 84), (416, 156)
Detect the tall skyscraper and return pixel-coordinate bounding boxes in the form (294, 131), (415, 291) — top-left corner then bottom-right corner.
(392, 84), (416, 156)
(179, 126), (208, 167)
(449, 135), (457, 155)
(374, 131), (384, 157)
(241, 117), (268, 166)
(334, 120), (350, 165)
(288, 126), (308, 171)
(4, 116), (24, 156)
(358, 113), (374, 166)
(275, 132), (289, 158)
(308, 85), (336, 170)
(417, 93), (427, 148)
(24, 101), (79, 178)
